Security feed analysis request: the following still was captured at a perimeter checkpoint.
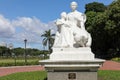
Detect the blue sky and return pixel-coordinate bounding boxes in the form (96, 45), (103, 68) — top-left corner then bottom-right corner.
(0, 0), (113, 50)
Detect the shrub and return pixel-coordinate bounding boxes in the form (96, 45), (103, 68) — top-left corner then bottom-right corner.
(111, 57), (120, 62)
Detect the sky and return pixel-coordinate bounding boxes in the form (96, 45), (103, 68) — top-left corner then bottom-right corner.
(0, 0), (113, 50)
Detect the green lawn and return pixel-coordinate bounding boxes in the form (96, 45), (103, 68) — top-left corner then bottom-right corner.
(0, 71), (47, 80)
(0, 58), (40, 67)
(98, 70), (120, 80)
(0, 70), (120, 80)
(0, 58), (39, 63)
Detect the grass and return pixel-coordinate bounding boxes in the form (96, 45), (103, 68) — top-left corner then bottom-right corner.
(98, 70), (120, 80)
(0, 70), (120, 80)
(0, 71), (47, 80)
(0, 58), (39, 63)
(0, 58), (40, 67)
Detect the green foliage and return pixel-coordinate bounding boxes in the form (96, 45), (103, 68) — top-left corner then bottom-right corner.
(85, 2), (107, 13)
(111, 57), (120, 62)
(86, 11), (109, 57)
(0, 71), (47, 80)
(41, 29), (55, 52)
(0, 46), (49, 57)
(13, 47), (44, 56)
(105, 0), (120, 35)
(85, 0), (120, 59)
(98, 70), (120, 80)
(0, 46), (49, 67)
(0, 46), (11, 57)
(13, 47), (24, 56)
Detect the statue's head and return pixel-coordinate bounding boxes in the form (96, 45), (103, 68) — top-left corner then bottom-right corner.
(61, 12), (67, 19)
(70, 1), (78, 11)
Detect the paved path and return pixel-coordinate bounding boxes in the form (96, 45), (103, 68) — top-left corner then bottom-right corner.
(99, 60), (120, 70)
(0, 65), (44, 77)
(0, 61), (119, 77)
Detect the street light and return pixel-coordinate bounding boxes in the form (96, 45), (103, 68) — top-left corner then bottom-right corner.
(24, 39), (27, 65)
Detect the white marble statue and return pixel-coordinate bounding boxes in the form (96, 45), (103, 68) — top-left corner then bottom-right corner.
(53, 12), (73, 48)
(53, 1), (92, 48)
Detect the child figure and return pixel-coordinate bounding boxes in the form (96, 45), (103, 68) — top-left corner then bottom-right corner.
(53, 12), (73, 48)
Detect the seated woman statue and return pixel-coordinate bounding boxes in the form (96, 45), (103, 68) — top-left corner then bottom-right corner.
(67, 1), (92, 47)
(53, 1), (92, 48)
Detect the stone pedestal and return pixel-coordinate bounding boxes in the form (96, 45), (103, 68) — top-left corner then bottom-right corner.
(48, 72), (97, 80)
(50, 47), (94, 60)
(40, 48), (105, 80)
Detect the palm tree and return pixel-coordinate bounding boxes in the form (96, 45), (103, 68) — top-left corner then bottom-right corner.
(41, 29), (55, 53)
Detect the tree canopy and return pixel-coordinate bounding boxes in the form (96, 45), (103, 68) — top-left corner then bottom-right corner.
(85, 0), (120, 59)
(41, 29), (55, 53)
(85, 2), (107, 13)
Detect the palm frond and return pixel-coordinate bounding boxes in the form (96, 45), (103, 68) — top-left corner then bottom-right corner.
(41, 29), (55, 51)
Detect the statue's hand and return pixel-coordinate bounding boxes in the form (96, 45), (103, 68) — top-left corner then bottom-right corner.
(63, 21), (71, 27)
(56, 19), (64, 26)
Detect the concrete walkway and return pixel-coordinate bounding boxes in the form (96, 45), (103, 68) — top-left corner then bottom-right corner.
(99, 60), (120, 70)
(0, 65), (44, 77)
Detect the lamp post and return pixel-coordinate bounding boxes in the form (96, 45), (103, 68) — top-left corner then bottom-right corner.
(24, 39), (27, 65)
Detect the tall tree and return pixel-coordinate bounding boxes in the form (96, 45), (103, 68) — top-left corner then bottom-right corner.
(0, 46), (7, 56)
(104, 0), (120, 57)
(85, 2), (107, 13)
(85, 0), (120, 59)
(86, 11), (109, 58)
(41, 29), (55, 53)
(0, 46), (12, 57)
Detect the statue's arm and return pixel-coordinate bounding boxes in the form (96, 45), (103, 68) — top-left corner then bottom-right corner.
(77, 14), (86, 30)
(82, 14), (86, 23)
(63, 21), (71, 27)
(55, 19), (64, 26)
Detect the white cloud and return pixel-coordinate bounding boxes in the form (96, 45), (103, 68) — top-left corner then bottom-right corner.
(0, 14), (56, 49)
(12, 16), (56, 43)
(0, 15), (15, 38)
(12, 17), (56, 35)
(13, 32), (41, 43)
(12, 17), (42, 35)
(0, 41), (7, 47)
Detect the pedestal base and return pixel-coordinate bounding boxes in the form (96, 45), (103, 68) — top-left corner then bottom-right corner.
(40, 59), (105, 80)
(48, 72), (97, 80)
(40, 47), (105, 80)
(50, 47), (94, 60)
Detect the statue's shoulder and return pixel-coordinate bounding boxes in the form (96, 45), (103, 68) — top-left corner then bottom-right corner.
(67, 12), (72, 16)
(75, 11), (86, 17)
(75, 11), (82, 14)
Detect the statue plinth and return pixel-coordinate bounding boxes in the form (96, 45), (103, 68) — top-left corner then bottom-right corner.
(50, 47), (94, 60)
(40, 47), (105, 80)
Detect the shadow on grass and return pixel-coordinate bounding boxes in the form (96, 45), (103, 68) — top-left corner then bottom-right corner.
(44, 77), (47, 80)
(98, 77), (104, 80)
